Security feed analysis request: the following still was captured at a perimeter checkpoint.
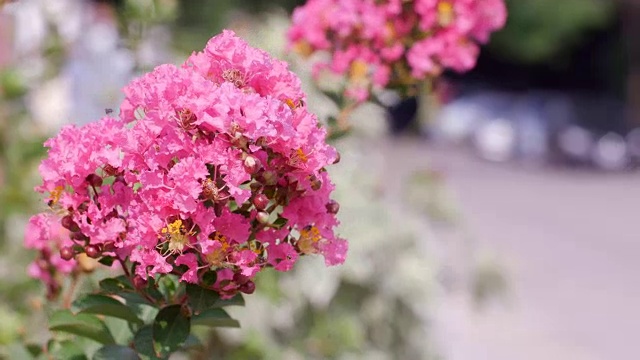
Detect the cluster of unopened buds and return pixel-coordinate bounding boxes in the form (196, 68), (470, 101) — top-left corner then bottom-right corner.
(25, 30), (347, 301)
(288, 0), (507, 102)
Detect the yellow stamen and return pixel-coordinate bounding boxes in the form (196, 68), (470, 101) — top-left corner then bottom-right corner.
(161, 219), (189, 254)
(292, 41), (313, 58)
(285, 98), (304, 110)
(49, 186), (64, 205)
(285, 98), (296, 109)
(289, 148), (309, 168)
(205, 233), (229, 266)
(295, 148), (308, 163)
(249, 240), (264, 255)
(349, 60), (368, 82)
(437, 1), (454, 26)
(297, 226), (322, 254)
(384, 22), (396, 42)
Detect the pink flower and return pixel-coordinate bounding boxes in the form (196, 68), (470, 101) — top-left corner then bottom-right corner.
(27, 30), (347, 299)
(175, 253), (200, 283)
(267, 243), (299, 272)
(130, 248), (172, 279)
(287, 0), (507, 101)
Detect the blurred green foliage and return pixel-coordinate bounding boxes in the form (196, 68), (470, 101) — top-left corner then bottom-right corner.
(489, 0), (616, 64)
(171, 0), (303, 54)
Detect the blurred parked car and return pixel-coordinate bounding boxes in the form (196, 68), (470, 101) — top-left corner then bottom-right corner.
(425, 86), (635, 171)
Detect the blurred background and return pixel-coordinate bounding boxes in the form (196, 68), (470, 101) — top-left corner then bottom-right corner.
(1, 1), (639, 359)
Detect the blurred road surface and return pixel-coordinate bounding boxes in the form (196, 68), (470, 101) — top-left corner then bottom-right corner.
(384, 138), (640, 360)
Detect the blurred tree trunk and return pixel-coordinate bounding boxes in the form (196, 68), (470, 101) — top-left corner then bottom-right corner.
(621, 0), (640, 128)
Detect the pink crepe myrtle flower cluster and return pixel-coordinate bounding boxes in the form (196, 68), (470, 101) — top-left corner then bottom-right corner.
(287, 0), (507, 102)
(26, 30), (347, 299)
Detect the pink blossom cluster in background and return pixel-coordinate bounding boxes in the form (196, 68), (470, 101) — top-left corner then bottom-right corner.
(25, 30), (347, 299)
(287, 0), (507, 102)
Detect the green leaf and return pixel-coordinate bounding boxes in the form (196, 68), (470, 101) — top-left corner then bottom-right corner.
(103, 317), (135, 345)
(192, 308), (240, 328)
(272, 217), (288, 229)
(133, 326), (163, 360)
(158, 275), (179, 301)
(2, 343), (38, 360)
(49, 310), (116, 345)
(99, 276), (133, 293)
(25, 343), (43, 358)
(186, 284), (244, 314)
(152, 305), (191, 357)
(98, 257), (115, 266)
(72, 294), (143, 326)
(320, 89), (344, 107)
(213, 293), (245, 308)
(185, 284), (220, 314)
(182, 334), (202, 349)
(92, 345), (140, 360)
(130, 303), (160, 324)
(144, 277), (165, 303)
(47, 340), (88, 360)
(201, 271), (217, 287)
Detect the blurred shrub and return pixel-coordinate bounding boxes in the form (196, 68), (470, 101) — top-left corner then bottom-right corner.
(171, 0), (303, 54)
(489, 0), (616, 64)
(201, 131), (442, 360)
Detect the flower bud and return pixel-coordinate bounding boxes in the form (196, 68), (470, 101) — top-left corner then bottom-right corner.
(233, 272), (250, 285)
(239, 280), (255, 294)
(252, 194), (269, 210)
(325, 200), (340, 214)
(180, 304), (193, 318)
(256, 211), (270, 224)
(255, 137), (268, 147)
(133, 275), (148, 289)
(70, 232), (88, 242)
(333, 151), (341, 164)
(243, 155), (259, 174)
(103, 241), (116, 252)
(114, 175), (126, 185)
(232, 133), (248, 149)
(77, 202), (89, 213)
(59, 246), (75, 261)
(262, 171), (277, 186)
(36, 258), (49, 271)
(85, 244), (101, 258)
(249, 182), (262, 192)
(61, 215), (80, 232)
(86, 173), (103, 187)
